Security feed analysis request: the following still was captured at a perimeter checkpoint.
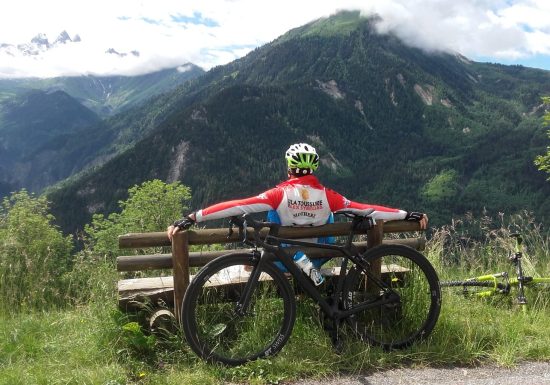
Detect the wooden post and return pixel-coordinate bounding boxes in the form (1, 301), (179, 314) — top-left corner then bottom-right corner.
(367, 221), (384, 248)
(367, 222), (384, 291)
(172, 231), (190, 324)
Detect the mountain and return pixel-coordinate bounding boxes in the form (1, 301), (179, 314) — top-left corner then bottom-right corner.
(0, 89), (100, 195)
(0, 65), (204, 196)
(0, 63), (205, 116)
(0, 64), (205, 195)
(46, 11), (550, 233)
(0, 31), (81, 57)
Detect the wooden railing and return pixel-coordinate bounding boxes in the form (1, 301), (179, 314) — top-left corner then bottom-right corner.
(118, 220), (424, 323)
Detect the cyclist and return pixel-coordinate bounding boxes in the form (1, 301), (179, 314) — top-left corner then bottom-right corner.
(167, 142), (428, 269)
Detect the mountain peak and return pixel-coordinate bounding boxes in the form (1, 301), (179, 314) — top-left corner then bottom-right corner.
(105, 48), (140, 58)
(275, 10), (378, 45)
(54, 30), (72, 45)
(0, 31), (82, 60)
(30, 33), (50, 47)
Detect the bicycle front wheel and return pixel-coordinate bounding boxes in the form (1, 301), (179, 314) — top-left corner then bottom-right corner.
(342, 245), (441, 349)
(181, 253), (296, 366)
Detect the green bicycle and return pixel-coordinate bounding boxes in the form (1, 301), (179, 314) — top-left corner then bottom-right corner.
(440, 233), (550, 311)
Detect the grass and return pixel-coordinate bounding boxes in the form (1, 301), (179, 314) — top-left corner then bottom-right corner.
(2, 213), (550, 384)
(2, 290), (550, 384)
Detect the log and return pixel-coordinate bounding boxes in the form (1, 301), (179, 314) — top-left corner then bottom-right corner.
(116, 238), (426, 271)
(118, 220), (422, 249)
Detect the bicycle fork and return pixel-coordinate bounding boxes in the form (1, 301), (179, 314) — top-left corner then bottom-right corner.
(510, 233), (528, 312)
(234, 250), (263, 317)
(511, 250), (528, 310)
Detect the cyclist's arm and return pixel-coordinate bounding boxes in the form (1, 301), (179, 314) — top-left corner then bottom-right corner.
(325, 188), (407, 221)
(194, 188), (283, 222)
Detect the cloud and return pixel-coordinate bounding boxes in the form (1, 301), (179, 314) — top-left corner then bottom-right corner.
(0, 0), (549, 78)
(362, 0), (550, 59)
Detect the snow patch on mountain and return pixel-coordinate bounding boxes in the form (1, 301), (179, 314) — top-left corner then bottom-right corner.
(1, 31), (80, 57)
(0, 31), (140, 61)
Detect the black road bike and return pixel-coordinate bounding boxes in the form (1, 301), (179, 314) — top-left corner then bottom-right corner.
(181, 213), (441, 365)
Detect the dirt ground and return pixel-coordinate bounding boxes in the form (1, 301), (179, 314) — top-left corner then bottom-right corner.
(286, 361), (550, 385)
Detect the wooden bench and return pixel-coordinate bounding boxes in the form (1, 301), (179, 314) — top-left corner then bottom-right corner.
(118, 220), (425, 324)
(117, 221), (425, 317)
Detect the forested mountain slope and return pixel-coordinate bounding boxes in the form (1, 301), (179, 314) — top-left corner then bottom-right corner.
(0, 64), (205, 117)
(0, 65), (205, 195)
(0, 90), (101, 194)
(47, 11), (550, 233)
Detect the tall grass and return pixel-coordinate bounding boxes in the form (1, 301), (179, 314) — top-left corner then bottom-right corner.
(429, 210), (550, 280)
(0, 191), (75, 314)
(1, 211), (549, 384)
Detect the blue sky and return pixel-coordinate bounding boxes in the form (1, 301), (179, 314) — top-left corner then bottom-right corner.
(0, 0), (549, 78)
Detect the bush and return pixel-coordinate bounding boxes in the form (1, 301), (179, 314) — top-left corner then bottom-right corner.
(0, 190), (73, 313)
(83, 179), (192, 258)
(60, 179), (194, 304)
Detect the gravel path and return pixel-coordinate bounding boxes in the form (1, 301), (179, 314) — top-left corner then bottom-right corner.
(287, 361), (550, 385)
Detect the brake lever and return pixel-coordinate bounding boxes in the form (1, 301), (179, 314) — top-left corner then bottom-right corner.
(228, 216), (246, 242)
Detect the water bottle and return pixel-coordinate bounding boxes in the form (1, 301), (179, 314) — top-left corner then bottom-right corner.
(295, 254), (324, 286)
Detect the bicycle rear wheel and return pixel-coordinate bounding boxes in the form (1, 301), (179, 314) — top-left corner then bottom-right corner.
(342, 245), (441, 349)
(181, 253), (296, 366)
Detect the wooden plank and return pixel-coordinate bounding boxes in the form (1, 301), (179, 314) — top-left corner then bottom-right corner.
(118, 263), (409, 299)
(116, 250), (244, 272)
(118, 220), (422, 249)
(116, 238), (426, 271)
(119, 276), (174, 292)
(118, 276), (175, 311)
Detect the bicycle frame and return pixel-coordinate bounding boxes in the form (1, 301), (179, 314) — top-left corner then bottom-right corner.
(447, 233), (550, 311)
(237, 225), (399, 322)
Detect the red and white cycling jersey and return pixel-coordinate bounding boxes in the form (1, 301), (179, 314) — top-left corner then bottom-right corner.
(195, 175), (407, 226)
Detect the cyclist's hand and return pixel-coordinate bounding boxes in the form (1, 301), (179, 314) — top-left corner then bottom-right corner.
(167, 214), (196, 241)
(405, 212), (428, 229)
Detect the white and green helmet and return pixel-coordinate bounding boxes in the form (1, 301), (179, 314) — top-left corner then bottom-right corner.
(285, 143), (320, 172)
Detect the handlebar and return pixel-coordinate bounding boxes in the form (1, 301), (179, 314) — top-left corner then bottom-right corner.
(228, 214), (281, 248)
(229, 214), (280, 233)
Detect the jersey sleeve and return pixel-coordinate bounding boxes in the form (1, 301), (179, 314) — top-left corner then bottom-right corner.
(325, 188), (407, 221)
(195, 187), (283, 222)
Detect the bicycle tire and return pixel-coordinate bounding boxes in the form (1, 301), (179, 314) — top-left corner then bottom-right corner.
(342, 244), (441, 349)
(181, 253), (296, 365)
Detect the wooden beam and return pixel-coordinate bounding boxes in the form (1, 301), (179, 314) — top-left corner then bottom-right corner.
(118, 220), (422, 249)
(116, 238), (425, 271)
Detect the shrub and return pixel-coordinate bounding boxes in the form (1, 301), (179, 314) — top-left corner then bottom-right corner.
(0, 190), (73, 313)
(83, 179), (192, 258)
